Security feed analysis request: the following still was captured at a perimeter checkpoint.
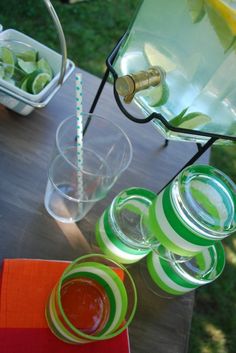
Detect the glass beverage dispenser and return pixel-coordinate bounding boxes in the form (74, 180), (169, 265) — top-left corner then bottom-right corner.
(112, 0), (236, 144)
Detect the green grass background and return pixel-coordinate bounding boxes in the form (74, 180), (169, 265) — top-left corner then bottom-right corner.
(1, 1), (236, 352)
(1, 0), (138, 77)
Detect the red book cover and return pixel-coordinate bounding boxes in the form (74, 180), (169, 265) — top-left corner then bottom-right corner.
(0, 259), (131, 353)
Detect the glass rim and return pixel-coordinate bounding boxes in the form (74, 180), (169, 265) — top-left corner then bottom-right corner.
(151, 243), (194, 263)
(173, 241), (226, 285)
(56, 253), (137, 341)
(109, 187), (157, 251)
(177, 164), (236, 237)
(55, 113), (133, 177)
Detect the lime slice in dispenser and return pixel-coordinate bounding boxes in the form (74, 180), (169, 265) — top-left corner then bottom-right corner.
(146, 81), (169, 107)
(173, 112), (211, 129)
(37, 58), (53, 79)
(0, 47), (15, 77)
(205, 0), (236, 51)
(27, 70), (51, 94)
(17, 58), (37, 74)
(144, 43), (176, 72)
(187, 0), (206, 23)
(16, 49), (38, 62)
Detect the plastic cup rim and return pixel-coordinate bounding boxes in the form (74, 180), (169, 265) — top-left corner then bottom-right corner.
(55, 113), (133, 178)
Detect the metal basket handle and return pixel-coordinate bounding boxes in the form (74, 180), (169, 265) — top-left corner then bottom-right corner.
(43, 0), (67, 85)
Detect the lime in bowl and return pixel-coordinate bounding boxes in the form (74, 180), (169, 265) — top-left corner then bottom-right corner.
(45, 254), (137, 344)
(0, 39), (54, 95)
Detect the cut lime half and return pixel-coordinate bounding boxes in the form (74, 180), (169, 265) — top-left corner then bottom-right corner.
(187, 0), (206, 23)
(37, 58), (53, 79)
(174, 112), (211, 129)
(146, 81), (169, 107)
(16, 49), (38, 62)
(0, 47), (15, 77)
(205, 0), (236, 50)
(27, 71), (51, 94)
(144, 43), (176, 72)
(20, 77), (29, 92)
(17, 58), (37, 74)
(0, 64), (4, 79)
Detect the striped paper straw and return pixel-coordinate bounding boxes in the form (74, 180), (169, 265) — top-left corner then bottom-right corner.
(75, 73), (83, 204)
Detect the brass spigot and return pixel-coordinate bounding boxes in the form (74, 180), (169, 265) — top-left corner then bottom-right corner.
(115, 66), (165, 104)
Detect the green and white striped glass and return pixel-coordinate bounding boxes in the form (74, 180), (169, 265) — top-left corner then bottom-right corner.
(45, 254), (137, 344)
(148, 164), (236, 257)
(143, 241), (225, 297)
(95, 187), (158, 264)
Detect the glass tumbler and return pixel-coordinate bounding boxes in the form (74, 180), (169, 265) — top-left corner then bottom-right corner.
(148, 164), (236, 257)
(142, 241), (225, 297)
(45, 254), (137, 344)
(95, 187), (158, 264)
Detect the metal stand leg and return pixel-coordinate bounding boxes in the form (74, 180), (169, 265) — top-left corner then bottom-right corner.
(83, 68), (110, 135)
(196, 143), (202, 151)
(158, 137), (217, 194)
(89, 67), (110, 114)
(164, 139), (169, 147)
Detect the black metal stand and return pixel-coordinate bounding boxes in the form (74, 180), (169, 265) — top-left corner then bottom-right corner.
(88, 35), (235, 194)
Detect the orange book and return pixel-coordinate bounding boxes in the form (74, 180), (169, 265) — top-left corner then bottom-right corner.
(0, 259), (130, 353)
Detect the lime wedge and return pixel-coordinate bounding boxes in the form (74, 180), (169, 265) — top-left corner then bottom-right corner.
(147, 81), (169, 107)
(173, 112), (211, 129)
(37, 58), (53, 79)
(20, 77), (29, 92)
(16, 49), (38, 62)
(0, 64), (4, 79)
(187, 0), (206, 23)
(144, 43), (176, 72)
(17, 58), (37, 74)
(205, 0), (236, 51)
(27, 70), (51, 94)
(0, 47), (15, 77)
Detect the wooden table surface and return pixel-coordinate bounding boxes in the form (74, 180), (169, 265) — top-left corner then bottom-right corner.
(0, 68), (209, 353)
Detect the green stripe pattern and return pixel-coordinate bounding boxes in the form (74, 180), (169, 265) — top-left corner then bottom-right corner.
(148, 165), (235, 257)
(46, 261), (129, 343)
(179, 165), (236, 234)
(147, 241), (225, 295)
(96, 187), (156, 264)
(149, 187), (215, 256)
(96, 210), (150, 264)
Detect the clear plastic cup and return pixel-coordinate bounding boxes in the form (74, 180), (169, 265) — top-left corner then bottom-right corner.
(44, 113), (133, 223)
